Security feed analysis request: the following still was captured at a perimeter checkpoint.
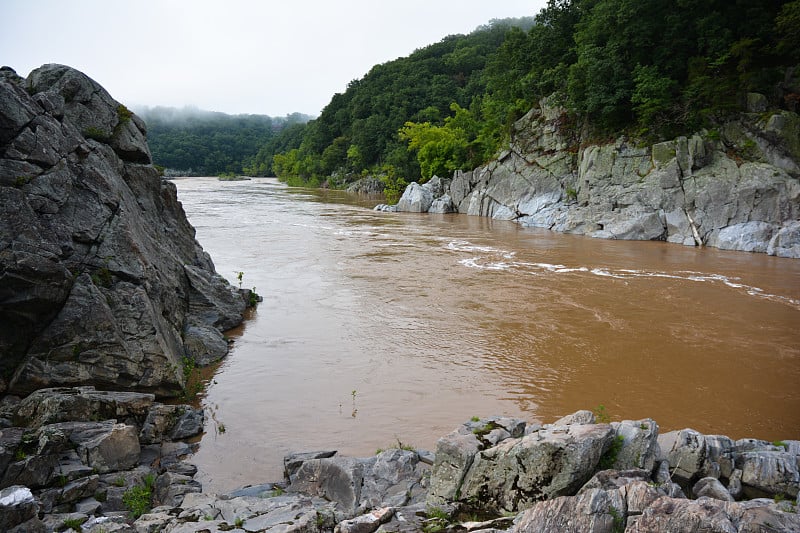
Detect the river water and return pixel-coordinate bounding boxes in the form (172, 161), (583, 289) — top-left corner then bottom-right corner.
(173, 177), (800, 494)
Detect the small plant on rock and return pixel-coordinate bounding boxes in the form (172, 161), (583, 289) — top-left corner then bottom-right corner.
(122, 485), (152, 519)
(599, 435), (625, 470)
(423, 506), (450, 533)
(594, 404), (611, 423)
(122, 474), (155, 519)
(63, 516), (87, 532)
(608, 506), (625, 533)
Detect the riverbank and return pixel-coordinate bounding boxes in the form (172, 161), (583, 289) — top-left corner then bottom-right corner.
(1, 389), (798, 532)
(378, 96), (800, 259)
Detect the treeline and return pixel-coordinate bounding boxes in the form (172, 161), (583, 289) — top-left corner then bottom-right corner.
(136, 106), (311, 175)
(261, 17), (535, 193)
(267, 0), (798, 197)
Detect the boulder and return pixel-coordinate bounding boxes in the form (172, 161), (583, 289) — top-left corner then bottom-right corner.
(427, 425), (483, 504)
(428, 193), (455, 213)
(79, 423), (140, 474)
(396, 182), (433, 212)
(768, 220), (800, 258)
(456, 422), (616, 513)
(283, 450), (338, 483)
(609, 419), (660, 472)
(0, 486), (43, 532)
(288, 449), (428, 517)
(138, 404), (204, 444)
(692, 477), (734, 501)
(738, 449), (800, 498)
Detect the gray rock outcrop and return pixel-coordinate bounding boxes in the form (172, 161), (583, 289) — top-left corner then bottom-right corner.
(2, 406), (799, 532)
(389, 97), (800, 258)
(0, 64), (248, 397)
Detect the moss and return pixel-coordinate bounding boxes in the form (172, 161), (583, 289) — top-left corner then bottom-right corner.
(83, 127), (111, 142)
(117, 104), (133, 124)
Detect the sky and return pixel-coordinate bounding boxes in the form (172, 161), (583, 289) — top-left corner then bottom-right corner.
(1, 0), (547, 117)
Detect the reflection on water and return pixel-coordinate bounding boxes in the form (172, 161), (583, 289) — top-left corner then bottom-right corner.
(173, 177), (800, 494)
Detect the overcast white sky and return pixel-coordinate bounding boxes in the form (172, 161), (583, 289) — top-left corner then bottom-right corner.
(1, 0), (547, 117)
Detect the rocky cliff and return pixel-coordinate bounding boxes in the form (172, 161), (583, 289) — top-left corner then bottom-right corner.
(0, 64), (246, 397)
(390, 96), (800, 258)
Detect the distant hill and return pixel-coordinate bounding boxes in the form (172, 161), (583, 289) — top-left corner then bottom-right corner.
(134, 106), (311, 175)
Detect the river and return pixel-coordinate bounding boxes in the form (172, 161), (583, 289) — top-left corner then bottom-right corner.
(173, 177), (800, 494)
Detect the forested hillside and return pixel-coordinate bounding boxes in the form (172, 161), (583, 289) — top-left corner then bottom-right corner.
(268, 0), (799, 197)
(136, 106), (310, 175)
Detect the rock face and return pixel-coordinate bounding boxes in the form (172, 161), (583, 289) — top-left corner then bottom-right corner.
(391, 96), (800, 258)
(0, 64), (247, 397)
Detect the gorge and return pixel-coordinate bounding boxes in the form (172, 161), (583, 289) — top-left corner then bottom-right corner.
(1, 64), (799, 532)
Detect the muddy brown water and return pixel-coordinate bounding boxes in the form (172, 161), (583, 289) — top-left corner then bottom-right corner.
(173, 177), (800, 494)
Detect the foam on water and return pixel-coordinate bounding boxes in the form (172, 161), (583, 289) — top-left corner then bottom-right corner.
(448, 239), (800, 309)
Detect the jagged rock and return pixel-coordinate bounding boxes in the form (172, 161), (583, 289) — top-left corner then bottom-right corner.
(579, 469), (652, 493)
(659, 429), (708, 486)
(283, 450), (338, 483)
(174, 492), (338, 532)
(456, 422), (616, 514)
(182, 324), (229, 366)
(395, 97), (800, 256)
(288, 450), (427, 517)
(346, 176), (384, 195)
(768, 220), (800, 257)
(628, 496), (800, 532)
(738, 449), (800, 498)
(396, 182), (434, 212)
(360, 449), (427, 509)
(0, 64), (245, 397)
(11, 387), (155, 428)
(609, 419), (660, 472)
(553, 410), (595, 426)
(139, 404), (204, 444)
(80, 423), (140, 474)
(427, 424), (483, 504)
(288, 456), (368, 515)
(155, 471), (201, 506)
(510, 488), (626, 533)
(428, 193), (455, 213)
(715, 221), (776, 253)
(132, 511), (173, 533)
(0, 486), (43, 532)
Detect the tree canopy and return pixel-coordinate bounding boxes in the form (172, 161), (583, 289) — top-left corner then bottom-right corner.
(136, 106), (310, 175)
(270, 1), (797, 192)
